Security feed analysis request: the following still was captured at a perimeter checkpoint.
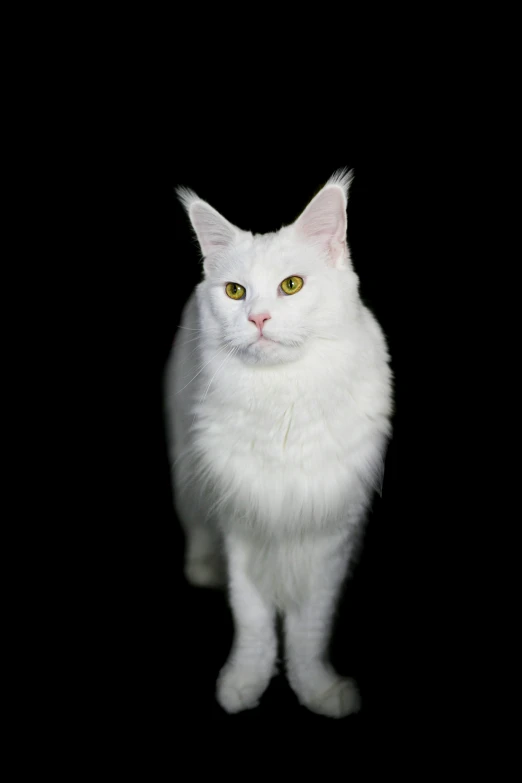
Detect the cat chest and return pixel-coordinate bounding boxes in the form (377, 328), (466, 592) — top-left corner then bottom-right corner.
(190, 389), (379, 531)
(195, 394), (369, 482)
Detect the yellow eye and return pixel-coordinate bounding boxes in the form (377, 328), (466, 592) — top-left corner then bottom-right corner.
(280, 276), (304, 295)
(226, 282), (246, 300)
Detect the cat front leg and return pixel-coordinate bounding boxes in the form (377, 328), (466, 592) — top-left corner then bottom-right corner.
(284, 532), (361, 719)
(184, 522), (226, 588)
(175, 473), (226, 588)
(216, 533), (277, 714)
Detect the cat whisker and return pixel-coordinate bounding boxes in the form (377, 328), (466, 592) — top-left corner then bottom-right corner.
(178, 335), (202, 347)
(184, 341), (204, 359)
(200, 345), (238, 405)
(173, 341), (204, 370)
(175, 344), (228, 394)
(178, 343), (230, 381)
(177, 326), (219, 333)
(190, 345), (238, 429)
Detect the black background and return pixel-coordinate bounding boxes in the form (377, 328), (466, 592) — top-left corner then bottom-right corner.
(97, 149), (438, 750)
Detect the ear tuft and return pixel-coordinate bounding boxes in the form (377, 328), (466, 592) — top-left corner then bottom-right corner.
(175, 185), (200, 215)
(325, 167), (354, 200)
(294, 169), (354, 268)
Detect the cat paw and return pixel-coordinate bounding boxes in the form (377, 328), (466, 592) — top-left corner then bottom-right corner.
(294, 674), (361, 719)
(185, 558), (225, 588)
(216, 666), (271, 714)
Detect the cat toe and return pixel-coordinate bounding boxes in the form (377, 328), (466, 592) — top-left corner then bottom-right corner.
(298, 676), (361, 719)
(216, 668), (270, 714)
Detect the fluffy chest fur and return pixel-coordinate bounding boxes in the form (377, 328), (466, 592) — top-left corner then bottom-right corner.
(180, 298), (391, 538)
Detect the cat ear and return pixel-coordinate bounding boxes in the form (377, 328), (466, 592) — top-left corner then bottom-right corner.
(294, 169), (353, 268)
(176, 186), (242, 259)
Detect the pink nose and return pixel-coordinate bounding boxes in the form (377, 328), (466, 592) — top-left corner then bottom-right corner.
(249, 312), (271, 332)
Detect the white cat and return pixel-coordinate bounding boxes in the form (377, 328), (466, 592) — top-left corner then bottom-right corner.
(164, 170), (393, 718)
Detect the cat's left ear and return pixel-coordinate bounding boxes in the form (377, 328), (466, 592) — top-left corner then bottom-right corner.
(293, 169), (353, 269)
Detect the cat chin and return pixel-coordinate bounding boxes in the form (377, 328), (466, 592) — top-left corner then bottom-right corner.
(240, 339), (304, 366)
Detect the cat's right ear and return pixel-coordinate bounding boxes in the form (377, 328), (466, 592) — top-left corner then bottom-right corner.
(176, 187), (242, 263)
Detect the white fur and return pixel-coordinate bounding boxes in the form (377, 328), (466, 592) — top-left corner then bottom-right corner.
(165, 169), (393, 717)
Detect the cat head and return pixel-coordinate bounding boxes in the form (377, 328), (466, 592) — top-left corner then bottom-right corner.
(176, 169), (360, 366)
